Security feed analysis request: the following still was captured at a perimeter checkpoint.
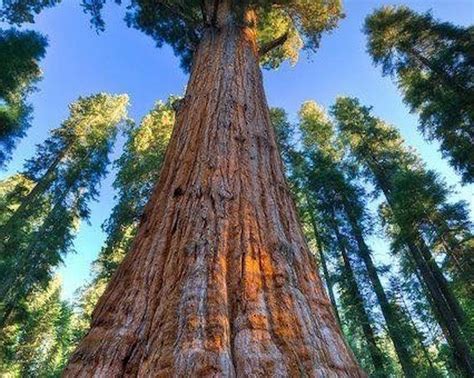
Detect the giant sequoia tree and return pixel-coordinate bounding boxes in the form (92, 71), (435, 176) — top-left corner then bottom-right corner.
(364, 6), (474, 183)
(10, 0), (372, 375)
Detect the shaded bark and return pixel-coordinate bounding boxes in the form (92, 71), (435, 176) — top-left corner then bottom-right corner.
(64, 6), (364, 377)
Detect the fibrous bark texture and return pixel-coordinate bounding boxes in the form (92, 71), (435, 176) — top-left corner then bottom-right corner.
(64, 15), (364, 377)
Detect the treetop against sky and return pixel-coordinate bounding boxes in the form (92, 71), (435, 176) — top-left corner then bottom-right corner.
(2, 0), (345, 70)
(0, 0), (472, 301)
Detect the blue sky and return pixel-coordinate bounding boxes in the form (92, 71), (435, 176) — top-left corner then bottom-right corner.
(1, 0), (473, 300)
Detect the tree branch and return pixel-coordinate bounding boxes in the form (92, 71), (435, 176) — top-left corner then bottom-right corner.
(258, 31), (289, 56)
(159, 1), (200, 27)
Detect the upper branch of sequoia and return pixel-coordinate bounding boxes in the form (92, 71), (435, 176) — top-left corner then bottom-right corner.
(1, 0), (343, 70)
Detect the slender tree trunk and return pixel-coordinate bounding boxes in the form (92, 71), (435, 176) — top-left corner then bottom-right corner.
(414, 235), (468, 329)
(341, 196), (417, 377)
(330, 218), (386, 374)
(407, 240), (474, 375)
(306, 205), (341, 326)
(64, 7), (363, 377)
(392, 279), (438, 373)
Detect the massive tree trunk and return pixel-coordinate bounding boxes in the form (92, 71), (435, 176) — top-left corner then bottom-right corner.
(64, 6), (363, 377)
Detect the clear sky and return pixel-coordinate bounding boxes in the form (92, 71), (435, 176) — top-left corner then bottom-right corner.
(1, 0), (473, 301)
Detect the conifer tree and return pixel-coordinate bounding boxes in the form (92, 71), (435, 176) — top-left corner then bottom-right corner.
(270, 107), (343, 329)
(0, 28), (47, 166)
(332, 96), (474, 375)
(272, 105), (390, 375)
(0, 93), (129, 330)
(76, 98), (175, 333)
(0, 277), (76, 377)
(299, 101), (439, 376)
(364, 6), (474, 183)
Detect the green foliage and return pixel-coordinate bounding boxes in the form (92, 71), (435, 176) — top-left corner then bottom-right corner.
(132, 0), (343, 70)
(1, 1), (342, 71)
(0, 0), (61, 24)
(365, 6), (474, 183)
(0, 93), (129, 331)
(0, 277), (76, 377)
(0, 28), (47, 166)
(75, 97), (175, 338)
(332, 96), (474, 374)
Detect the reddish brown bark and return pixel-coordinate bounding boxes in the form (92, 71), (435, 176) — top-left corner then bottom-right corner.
(64, 8), (364, 377)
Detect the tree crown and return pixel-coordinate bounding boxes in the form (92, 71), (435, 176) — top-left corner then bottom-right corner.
(1, 0), (343, 70)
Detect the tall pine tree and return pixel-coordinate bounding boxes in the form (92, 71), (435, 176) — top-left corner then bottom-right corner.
(298, 101), (438, 376)
(0, 28), (47, 166)
(365, 6), (474, 183)
(332, 96), (474, 375)
(0, 93), (129, 330)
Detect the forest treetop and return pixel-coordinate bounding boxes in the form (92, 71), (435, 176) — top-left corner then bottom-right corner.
(1, 0), (343, 70)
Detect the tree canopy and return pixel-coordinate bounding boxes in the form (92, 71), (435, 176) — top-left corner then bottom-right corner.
(0, 28), (47, 166)
(1, 0), (343, 70)
(365, 6), (474, 183)
(0, 93), (129, 330)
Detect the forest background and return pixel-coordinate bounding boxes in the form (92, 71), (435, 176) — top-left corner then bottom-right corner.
(1, 0), (473, 302)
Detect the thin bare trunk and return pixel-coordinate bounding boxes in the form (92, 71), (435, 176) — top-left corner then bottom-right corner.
(330, 213), (386, 374)
(342, 195), (417, 376)
(307, 205), (342, 326)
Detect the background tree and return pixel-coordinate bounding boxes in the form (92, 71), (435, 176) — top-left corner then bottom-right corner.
(270, 107), (343, 330)
(0, 28), (47, 166)
(332, 96), (474, 375)
(76, 97), (175, 334)
(275, 99), (468, 376)
(364, 5), (474, 183)
(298, 101), (439, 376)
(0, 93), (129, 331)
(0, 277), (76, 377)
